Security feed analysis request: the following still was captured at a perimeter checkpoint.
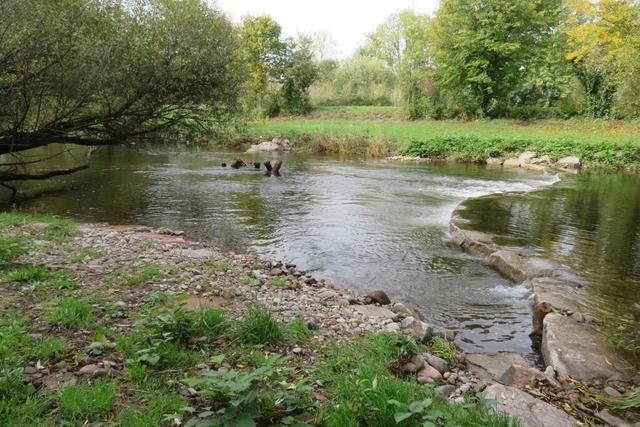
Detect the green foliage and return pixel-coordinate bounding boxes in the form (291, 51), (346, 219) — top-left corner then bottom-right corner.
(237, 308), (283, 345)
(318, 333), (514, 426)
(0, 265), (46, 282)
(59, 380), (116, 421)
(611, 388), (640, 410)
(285, 317), (311, 343)
(429, 337), (458, 366)
(183, 354), (312, 426)
(432, 0), (564, 117)
(324, 56), (396, 106)
(44, 298), (94, 329)
(0, 235), (27, 265)
(117, 387), (186, 427)
(114, 265), (164, 287)
(0, 0), (240, 161)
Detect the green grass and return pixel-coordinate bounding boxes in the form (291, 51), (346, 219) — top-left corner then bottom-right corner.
(117, 386), (186, 426)
(317, 333), (517, 426)
(236, 308), (283, 345)
(114, 265), (164, 287)
(0, 265), (46, 282)
(0, 235), (28, 265)
(268, 277), (290, 287)
(243, 115), (640, 168)
(44, 298), (94, 329)
(59, 380), (116, 421)
(285, 317), (311, 343)
(429, 337), (458, 366)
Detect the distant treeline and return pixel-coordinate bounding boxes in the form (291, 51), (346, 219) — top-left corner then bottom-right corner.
(309, 1), (640, 120)
(1, 0), (639, 168)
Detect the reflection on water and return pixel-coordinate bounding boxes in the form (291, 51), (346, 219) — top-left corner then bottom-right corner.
(3, 145), (562, 356)
(457, 173), (640, 319)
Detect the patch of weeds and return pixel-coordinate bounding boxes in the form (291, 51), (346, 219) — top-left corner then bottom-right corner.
(0, 265), (46, 283)
(205, 256), (238, 273)
(0, 235), (29, 265)
(38, 218), (77, 243)
(429, 337), (458, 366)
(44, 298), (94, 329)
(269, 278), (290, 287)
(69, 247), (104, 263)
(182, 354), (312, 426)
(317, 333), (514, 427)
(197, 307), (227, 335)
(243, 275), (258, 286)
(118, 386), (186, 427)
(58, 380), (115, 421)
(285, 317), (311, 343)
(27, 337), (67, 361)
(609, 388), (640, 410)
(114, 265), (164, 287)
(236, 308), (282, 345)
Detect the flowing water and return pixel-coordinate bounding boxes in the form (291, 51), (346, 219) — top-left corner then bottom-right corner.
(6, 145), (637, 360)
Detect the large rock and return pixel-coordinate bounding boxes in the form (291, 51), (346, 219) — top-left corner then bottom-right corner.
(352, 305), (397, 321)
(503, 158), (523, 168)
(518, 151), (537, 161)
(417, 365), (443, 383)
(246, 138), (291, 153)
(400, 317), (456, 343)
(465, 352), (529, 382)
(366, 290), (391, 305)
(542, 313), (635, 382)
(484, 384), (577, 427)
(499, 364), (561, 389)
(556, 156), (581, 170)
(449, 221), (497, 258)
(488, 250), (556, 283)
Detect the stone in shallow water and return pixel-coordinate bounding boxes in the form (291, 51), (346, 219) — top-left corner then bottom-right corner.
(542, 313), (635, 382)
(484, 384), (577, 427)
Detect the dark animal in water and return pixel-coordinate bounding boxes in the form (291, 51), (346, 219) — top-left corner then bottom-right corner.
(253, 162), (261, 169)
(230, 159), (246, 169)
(221, 162), (227, 167)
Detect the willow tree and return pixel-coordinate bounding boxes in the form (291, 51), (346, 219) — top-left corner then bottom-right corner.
(0, 0), (239, 193)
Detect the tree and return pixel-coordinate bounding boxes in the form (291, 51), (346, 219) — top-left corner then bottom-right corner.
(280, 37), (318, 115)
(431, 0), (564, 117)
(237, 15), (287, 116)
(0, 0), (239, 193)
(331, 57), (396, 105)
(311, 30), (339, 60)
(566, 0), (640, 117)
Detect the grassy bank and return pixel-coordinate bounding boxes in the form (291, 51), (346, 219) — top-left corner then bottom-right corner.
(1, 212), (520, 426)
(239, 110), (640, 169)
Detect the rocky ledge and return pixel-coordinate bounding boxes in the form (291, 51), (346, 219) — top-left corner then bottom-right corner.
(449, 205), (639, 391)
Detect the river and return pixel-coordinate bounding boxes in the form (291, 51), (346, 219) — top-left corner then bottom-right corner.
(4, 145), (638, 361)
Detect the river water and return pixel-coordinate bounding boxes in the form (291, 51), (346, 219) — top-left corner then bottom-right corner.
(6, 145), (637, 359)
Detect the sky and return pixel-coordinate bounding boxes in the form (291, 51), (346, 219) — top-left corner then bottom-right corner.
(212, 0), (439, 58)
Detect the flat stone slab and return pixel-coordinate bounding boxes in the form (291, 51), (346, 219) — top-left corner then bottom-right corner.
(485, 384), (577, 427)
(352, 305), (397, 321)
(466, 352), (528, 382)
(542, 313), (635, 382)
(449, 221), (497, 258)
(488, 250), (556, 283)
(179, 248), (214, 258)
(529, 277), (591, 315)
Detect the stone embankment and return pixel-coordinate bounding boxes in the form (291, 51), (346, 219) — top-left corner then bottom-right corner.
(386, 150), (582, 172)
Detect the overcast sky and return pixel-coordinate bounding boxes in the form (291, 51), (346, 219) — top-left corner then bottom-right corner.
(213, 0), (439, 58)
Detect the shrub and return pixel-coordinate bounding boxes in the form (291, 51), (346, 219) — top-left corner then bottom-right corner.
(0, 235), (28, 265)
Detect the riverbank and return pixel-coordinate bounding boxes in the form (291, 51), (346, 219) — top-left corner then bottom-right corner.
(235, 113), (640, 169)
(2, 212), (639, 425)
